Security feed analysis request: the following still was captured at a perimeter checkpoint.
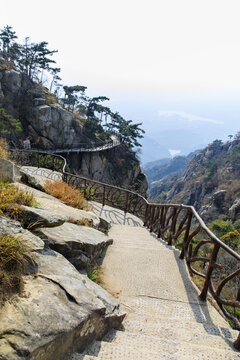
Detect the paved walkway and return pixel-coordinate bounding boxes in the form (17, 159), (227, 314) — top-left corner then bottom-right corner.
(18, 167), (240, 359)
(72, 208), (240, 360)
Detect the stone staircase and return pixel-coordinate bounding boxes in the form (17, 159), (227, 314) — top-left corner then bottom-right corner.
(70, 221), (240, 360)
(71, 294), (240, 359)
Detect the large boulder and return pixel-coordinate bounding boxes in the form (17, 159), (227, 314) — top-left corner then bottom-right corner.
(0, 159), (21, 183)
(229, 199), (240, 221)
(20, 205), (66, 229)
(39, 222), (113, 269)
(16, 183), (101, 229)
(0, 217), (124, 360)
(20, 166), (63, 191)
(0, 215), (44, 252)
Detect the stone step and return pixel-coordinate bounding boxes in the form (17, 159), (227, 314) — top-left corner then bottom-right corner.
(71, 354), (104, 360)
(104, 328), (236, 352)
(121, 295), (230, 327)
(123, 316), (238, 345)
(83, 338), (240, 360)
(82, 341), (192, 360)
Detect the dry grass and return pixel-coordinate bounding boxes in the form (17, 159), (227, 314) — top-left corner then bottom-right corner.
(0, 234), (32, 303)
(0, 183), (37, 219)
(68, 217), (92, 226)
(0, 138), (9, 159)
(44, 180), (90, 210)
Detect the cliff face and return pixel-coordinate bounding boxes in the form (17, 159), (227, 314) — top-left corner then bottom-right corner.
(157, 139), (240, 223)
(0, 60), (85, 149)
(145, 151), (200, 199)
(0, 60), (147, 195)
(67, 144), (148, 195)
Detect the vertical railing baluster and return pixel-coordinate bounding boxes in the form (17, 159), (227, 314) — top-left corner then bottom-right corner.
(143, 203), (149, 226)
(83, 179), (87, 198)
(125, 192), (129, 214)
(180, 211), (192, 259)
(199, 242), (220, 301)
(103, 185), (106, 207)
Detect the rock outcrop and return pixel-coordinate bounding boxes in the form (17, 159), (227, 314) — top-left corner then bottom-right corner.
(67, 145), (148, 196)
(0, 68), (86, 150)
(16, 182), (101, 229)
(0, 65), (147, 193)
(150, 138), (240, 224)
(0, 158), (21, 183)
(39, 222), (113, 269)
(0, 214), (124, 360)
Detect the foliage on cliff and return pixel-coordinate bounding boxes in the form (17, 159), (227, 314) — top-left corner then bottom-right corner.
(153, 134), (240, 225)
(0, 25), (145, 150)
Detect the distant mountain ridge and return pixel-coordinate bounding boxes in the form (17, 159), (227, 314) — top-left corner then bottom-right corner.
(143, 151), (200, 198)
(149, 136), (240, 225)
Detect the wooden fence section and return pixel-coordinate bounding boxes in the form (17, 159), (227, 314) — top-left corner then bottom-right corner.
(10, 149), (240, 350)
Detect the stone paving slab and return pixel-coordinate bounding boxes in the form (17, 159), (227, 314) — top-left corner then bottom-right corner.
(100, 225), (206, 304)
(84, 340), (240, 360)
(104, 328), (236, 352)
(123, 315), (237, 340)
(120, 295), (230, 327)
(91, 201), (143, 227)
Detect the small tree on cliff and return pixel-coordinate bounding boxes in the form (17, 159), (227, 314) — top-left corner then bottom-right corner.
(19, 38), (58, 80)
(0, 25), (17, 54)
(0, 108), (22, 140)
(61, 85), (87, 111)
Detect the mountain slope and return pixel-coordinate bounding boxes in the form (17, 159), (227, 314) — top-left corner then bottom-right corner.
(155, 138), (240, 223)
(145, 151), (199, 199)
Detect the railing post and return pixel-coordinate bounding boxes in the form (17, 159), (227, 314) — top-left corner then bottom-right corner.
(143, 204), (149, 226)
(199, 242), (220, 301)
(125, 192), (129, 214)
(84, 179), (87, 198)
(234, 333), (240, 350)
(149, 206), (155, 232)
(103, 185), (106, 207)
(180, 211), (192, 259)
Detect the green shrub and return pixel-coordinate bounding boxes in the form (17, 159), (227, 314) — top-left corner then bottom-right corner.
(209, 219), (235, 238)
(220, 230), (240, 249)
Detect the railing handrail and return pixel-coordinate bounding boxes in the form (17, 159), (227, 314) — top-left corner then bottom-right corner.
(9, 149), (240, 349)
(10, 149), (240, 261)
(10, 133), (122, 154)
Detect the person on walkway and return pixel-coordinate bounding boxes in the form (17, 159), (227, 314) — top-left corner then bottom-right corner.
(20, 136), (40, 149)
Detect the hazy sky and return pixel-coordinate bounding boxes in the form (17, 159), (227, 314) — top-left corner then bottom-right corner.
(2, 0), (240, 160)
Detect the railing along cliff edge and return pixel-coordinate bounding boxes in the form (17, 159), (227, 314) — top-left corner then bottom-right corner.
(10, 149), (240, 350)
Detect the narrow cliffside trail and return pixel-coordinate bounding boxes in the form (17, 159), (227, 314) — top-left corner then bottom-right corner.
(71, 205), (240, 360)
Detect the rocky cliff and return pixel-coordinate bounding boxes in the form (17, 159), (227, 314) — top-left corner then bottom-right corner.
(0, 56), (147, 195)
(0, 162), (125, 360)
(144, 151), (199, 199)
(156, 138), (240, 224)
(66, 144), (147, 194)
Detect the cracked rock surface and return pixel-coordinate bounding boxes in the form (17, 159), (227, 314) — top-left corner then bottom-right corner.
(0, 219), (124, 360)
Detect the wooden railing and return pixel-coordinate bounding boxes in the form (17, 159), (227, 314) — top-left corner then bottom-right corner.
(10, 149), (240, 350)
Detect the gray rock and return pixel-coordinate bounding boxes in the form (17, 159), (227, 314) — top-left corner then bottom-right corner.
(20, 205), (66, 229)
(39, 222), (113, 269)
(0, 249), (124, 360)
(2, 70), (21, 94)
(16, 183), (101, 229)
(229, 199), (240, 221)
(33, 97), (46, 106)
(0, 215), (44, 251)
(0, 219), (124, 360)
(0, 159), (21, 183)
(212, 190), (226, 208)
(20, 166), (63, 191)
